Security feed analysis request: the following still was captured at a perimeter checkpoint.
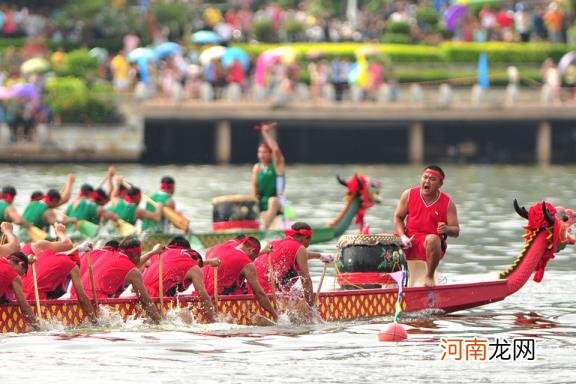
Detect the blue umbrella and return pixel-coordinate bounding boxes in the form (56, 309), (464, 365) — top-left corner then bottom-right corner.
(127, 47), (156, 63)
(153, 42), (182, 59)
(221, 47), (250, 70)
(191, 30), (221, 45)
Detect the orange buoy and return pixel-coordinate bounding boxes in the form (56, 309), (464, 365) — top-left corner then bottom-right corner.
(378, 323), (408, 342)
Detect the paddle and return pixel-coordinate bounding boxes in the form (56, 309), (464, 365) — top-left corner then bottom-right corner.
(268, 251), (279, 310)
(316, 263), (328, 305)
(213, 266), (219, 315)
(29, 256), (42, 318)
(75, 219), (100, 238)
(122, 180), (190, 232)
(86, 249), (99, 316)
(115, 218), (138, 237)
(27, 226), (48, 242)
(158, 252), (164, 318)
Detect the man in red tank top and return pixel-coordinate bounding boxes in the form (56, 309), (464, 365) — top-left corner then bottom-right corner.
(254, 222), (334, 307)
(393, 165), (460, 287)
(21, 223), (98, 324)
(203, 235), (278, 322)
(0, 251), (39, 330)
(0, 222), (39, 330)
(143, 236), (220, 322)
(73, 238), (163, 324)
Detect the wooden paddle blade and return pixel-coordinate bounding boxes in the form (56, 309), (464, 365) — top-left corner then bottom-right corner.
(251, 313), (276, 326)
(162, 206), (189, 231)
(28, 226), (48, 241)
(115, 219), (138, 237)
(76, 220), (100, 238)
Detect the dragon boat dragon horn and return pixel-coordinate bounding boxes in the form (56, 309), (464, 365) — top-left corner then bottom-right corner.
(501, 199), (576, 295)
(334, 173), (381, 234)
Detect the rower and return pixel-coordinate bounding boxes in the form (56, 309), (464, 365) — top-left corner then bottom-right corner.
(141, 176), (177, 233)
(0, 249), (39, 331)
(253, 222), (334, 308)
(202, 235), (278, 322)
(107, 180), (163, 231)
(18, 173), (76, 241)
(142, 236), (220, 322)
(21, 223), (97, 324)
(0, 186), (31, 233)
(72, 238), (164, 324)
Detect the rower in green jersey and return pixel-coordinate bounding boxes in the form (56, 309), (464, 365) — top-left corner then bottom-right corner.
(107, 183), (163, 229)
(0, 186), (31, 232)
(66, 184), (99, 224)
(251, 122), (286, 230)
(19, 174), (76, 241)
(141, 176), (176, 233)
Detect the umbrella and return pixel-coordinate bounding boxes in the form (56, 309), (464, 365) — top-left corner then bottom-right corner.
(221, 47), (250, 70)
(89, 47), (109, 64)
(558, 51), (576, 74)
(191, 30), (221, 45)
(199, 45), (226, 66)
(9, 83), (40, 100)
(153, 42), (182, 59)
(127, 47), (156, 63)
(444, 4), (468, 31)
(0, 86), (13, 100)
(20, 57), (50, 74)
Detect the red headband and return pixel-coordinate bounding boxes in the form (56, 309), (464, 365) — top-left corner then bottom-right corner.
(161, 181), (174, 192)
(423, 169), (444, 181)
(124, 192), (141, 204)
(42, 195), (59, 204)
(285, 228), (313, 238)
(242, 237), (261, 254)
(2, 192), (15, 204)
(121, 246), (141, 255)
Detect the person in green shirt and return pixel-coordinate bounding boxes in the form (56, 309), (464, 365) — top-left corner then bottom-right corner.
(141, 176), (176, 233)
(19, 173), (76, 239)
(108, 185), (163, 226)
(0, 186), (30, 231)
(251, 122), (286, 230)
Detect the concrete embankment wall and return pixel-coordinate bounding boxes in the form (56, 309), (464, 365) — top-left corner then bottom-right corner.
(141, 102), (576, 165)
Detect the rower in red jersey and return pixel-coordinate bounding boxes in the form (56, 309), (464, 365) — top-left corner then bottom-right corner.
(253, 222), (333, 307)
(203, 235), (278, 322)
(142, 236), (220, 322)
(73, 238), (164, 324)
(21, 223), (97, 324)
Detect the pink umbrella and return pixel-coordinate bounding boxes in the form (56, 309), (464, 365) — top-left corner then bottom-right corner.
(558, 51), (576, 74)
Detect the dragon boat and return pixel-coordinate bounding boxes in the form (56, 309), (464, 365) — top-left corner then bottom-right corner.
(86, 174), (381, 250)
(1, 199), (573, 333)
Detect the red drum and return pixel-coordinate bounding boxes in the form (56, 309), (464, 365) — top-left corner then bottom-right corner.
(212, 195), (260, 232)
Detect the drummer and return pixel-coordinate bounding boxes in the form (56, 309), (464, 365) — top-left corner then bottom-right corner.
(251, 122), (286, 230)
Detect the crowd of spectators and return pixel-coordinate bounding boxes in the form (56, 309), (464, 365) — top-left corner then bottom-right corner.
(0, 1), (575, 45)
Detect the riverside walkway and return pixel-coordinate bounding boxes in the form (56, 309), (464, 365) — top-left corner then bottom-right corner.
(1, 87), (575, 165)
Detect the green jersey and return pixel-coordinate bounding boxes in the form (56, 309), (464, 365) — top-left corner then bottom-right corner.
(0, 200), (9, 222)
(108, 199), (137, 225)
(256, 162), (277, 211)
(22, 201), (49, 229)
(66, 199), (99, 224)
(141, 191), (172, 233)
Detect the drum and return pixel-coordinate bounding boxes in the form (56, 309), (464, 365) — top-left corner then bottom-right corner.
(336, 234), (408, 289)
(212, 195), (260, 232)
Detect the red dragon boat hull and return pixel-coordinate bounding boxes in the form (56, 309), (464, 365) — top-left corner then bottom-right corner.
(1, 200), (572, 333)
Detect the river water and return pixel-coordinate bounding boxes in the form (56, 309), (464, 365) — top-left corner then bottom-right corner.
(0, 164), (575, 383)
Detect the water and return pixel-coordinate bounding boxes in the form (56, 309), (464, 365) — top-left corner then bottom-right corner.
(1, 164), (575, 383)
